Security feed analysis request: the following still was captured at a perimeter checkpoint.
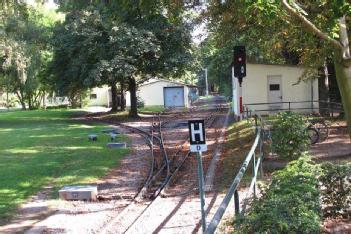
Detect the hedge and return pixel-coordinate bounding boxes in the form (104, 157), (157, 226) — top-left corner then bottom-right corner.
(235, 156), (321, 233)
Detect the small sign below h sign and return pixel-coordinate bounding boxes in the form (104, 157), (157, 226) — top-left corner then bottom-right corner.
(188, 120), (207, 152)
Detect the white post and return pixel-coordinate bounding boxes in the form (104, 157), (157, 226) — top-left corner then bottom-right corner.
(204, 68), (209, 96)
(107, 89), (110, 108)
(239, 82), (243, 119)
(232, 67), (235, 113)
(232, 67), (240, 116)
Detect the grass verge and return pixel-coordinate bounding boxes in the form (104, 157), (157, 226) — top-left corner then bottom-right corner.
(220, 119), (256, 191)
(0, 110), (129, 220)
(138, 105), (165, 113)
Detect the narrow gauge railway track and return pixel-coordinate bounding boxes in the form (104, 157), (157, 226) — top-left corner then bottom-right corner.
(90, 101), (227, 234)
(117, 106), (226, 233)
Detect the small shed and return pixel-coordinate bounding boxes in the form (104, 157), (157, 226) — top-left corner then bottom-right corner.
(86, 86), (110, 107)
(126, 78), (197, 108)
(234, 63), (319, 115)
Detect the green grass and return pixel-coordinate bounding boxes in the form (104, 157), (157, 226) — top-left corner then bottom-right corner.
(0, 109), (129, 220)
(220, 120), (256, 191)
(138, 105), (165, 113)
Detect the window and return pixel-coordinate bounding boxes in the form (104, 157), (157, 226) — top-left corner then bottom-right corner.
(269, 84), (280, 91)
(90, 94), (97, 99)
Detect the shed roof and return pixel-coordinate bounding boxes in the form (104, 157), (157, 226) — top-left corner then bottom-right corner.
(140, 78), (197, 88)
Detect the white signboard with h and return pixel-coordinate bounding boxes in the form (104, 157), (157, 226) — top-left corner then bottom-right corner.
(188, 120), (207, 152)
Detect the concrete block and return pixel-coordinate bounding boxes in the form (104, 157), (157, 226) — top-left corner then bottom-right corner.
(109, 133), (118, 141)
(88, 134), (98, 141)
(107, 142), (127, 149)
(59, 185), (97, 201)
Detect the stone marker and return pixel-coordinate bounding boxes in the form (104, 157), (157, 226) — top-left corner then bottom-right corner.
(59, 185), (97, 201)
(109, 133), (118, 141)
(88, 134), (98, 141)
(107, 142), (127, 149)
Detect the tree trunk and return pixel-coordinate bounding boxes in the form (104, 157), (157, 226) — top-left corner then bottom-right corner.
(333, 49), (351, 139)
(120, 81), (125, 111)
(110, 81), (118, 112)
(28, 96), (33, 110)
(43, 91), (46, 110)
(128, 77), (138, 118)
(6, 90), (9, 111)
(15, 90), (26, 110)
(319, 63), (330, 116)
(334, 16), (351, 139)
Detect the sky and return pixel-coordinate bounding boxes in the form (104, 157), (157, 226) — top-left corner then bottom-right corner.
(25, 0), (58, 9)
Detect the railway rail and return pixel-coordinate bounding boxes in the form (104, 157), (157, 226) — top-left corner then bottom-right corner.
(82, 97), (230, 233)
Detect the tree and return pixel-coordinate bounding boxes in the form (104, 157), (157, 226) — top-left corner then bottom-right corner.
(279, 1), (351, 138)
(50, 10), (161, 111)
(1, 2), (57, 109)
(54, 0), (193, 117)
(201, 0), (351, 138)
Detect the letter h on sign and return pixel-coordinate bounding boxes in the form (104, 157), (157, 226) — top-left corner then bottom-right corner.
(188, 120), (207, 152)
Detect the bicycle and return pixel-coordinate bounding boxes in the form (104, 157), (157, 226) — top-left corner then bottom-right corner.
(306, 123), (319, 145)
(309, 118), (330, 142)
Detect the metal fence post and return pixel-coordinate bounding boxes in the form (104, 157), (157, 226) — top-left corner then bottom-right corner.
(197, 152), (207, 233)
(234, 190), (240, 215)
(254, 115), (258, 134)
(253, 152), (256, 198)
(288, 102), (291, 111)
(259, 136), (264, 178)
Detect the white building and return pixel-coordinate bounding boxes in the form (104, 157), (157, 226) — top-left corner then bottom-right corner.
(233, 63), (319, 116)
(86, 79), (198, 108)
(126, 78), (197, 108)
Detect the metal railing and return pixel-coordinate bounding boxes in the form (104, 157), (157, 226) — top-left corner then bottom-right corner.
(205, 122), (264, 233)
(243, 100), (343, 119)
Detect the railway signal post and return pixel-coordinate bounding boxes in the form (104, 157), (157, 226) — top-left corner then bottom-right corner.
(188, 120), (207, 233)
(233, 46), (246, 118)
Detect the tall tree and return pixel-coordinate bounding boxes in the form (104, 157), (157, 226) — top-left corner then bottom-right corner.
(201, 0), (351, 138)
(1, 2), (57, 109)
(54, 0), (193, 117)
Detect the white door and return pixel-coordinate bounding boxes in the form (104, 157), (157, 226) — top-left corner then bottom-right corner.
(267, 76), (283, 111)
(164, 87), (185, 107)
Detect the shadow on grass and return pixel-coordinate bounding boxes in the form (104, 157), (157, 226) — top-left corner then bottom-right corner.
(0, 110), (130, 221)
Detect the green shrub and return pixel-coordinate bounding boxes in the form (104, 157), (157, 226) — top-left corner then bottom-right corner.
(137, 96), (145, 108)
(271, 111), (309, 160)
(320, 162), (351, 219)
(235, 156), (321, 234)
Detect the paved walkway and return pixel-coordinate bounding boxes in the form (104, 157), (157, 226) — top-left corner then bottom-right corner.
(309, 126), (351, 160)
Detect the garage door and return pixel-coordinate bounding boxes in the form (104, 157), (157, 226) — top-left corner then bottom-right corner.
(164, 87), (185, 107)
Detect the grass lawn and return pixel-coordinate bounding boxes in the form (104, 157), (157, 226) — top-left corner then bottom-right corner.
(138, 105), (165, 113)
(220, 120), (256, 190)
(0, 110), (129, 220)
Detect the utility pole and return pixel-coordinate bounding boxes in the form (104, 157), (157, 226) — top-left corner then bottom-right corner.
(204, 68), (209, 96)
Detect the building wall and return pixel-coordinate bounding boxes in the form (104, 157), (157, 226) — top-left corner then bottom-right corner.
(86, 86), (110, 107)
(242, 63), (319, 114)
(126, 80), (190, 107)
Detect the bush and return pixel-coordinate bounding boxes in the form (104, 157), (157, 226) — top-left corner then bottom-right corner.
(137, 96), (144, 108)
(320, 162), (351, 219)
(46, 104), (69, 109)
(235, 156), (321, 233)
(271, 111), (309, 160)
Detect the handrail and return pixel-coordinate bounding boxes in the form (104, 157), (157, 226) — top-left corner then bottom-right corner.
(205, 127), (263, 234)
(243, 100), (344, 119)
(244, 100), (343, 106)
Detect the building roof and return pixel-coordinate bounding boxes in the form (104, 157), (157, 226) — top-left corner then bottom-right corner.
(140, 78), (197, 88)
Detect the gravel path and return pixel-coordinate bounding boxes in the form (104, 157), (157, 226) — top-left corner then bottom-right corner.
(310, 125), (351, 160)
